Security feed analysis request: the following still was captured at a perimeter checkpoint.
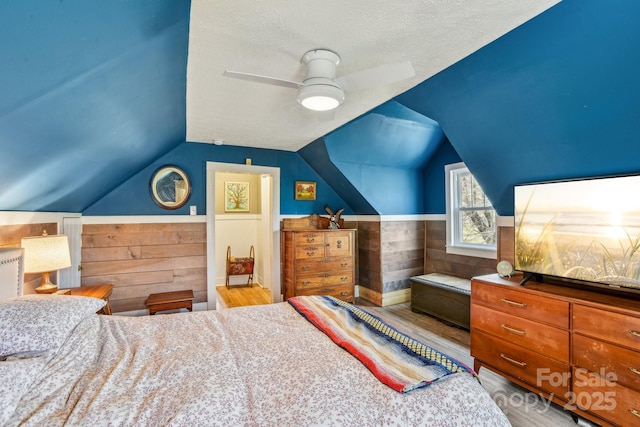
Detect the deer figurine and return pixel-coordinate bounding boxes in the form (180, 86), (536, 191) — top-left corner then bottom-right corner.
(325, 205), (344, 229)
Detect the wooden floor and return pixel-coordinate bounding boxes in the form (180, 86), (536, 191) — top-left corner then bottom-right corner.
(216, 284), (270, 308)
(219, 288), (589, 427)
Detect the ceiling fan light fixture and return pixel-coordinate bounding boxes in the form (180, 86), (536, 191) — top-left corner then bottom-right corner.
(297, 84), (344, 111)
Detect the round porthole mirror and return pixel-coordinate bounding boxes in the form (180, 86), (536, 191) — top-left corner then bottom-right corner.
(149, 165), (191, 210)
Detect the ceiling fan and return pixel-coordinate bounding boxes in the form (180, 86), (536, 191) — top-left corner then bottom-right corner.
(223, 49), (415, 112)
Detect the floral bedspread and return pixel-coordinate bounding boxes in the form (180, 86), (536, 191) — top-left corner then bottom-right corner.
(6, 302), (510, 426)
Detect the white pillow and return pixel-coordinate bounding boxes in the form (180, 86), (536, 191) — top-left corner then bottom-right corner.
(0, 294), (106, 357)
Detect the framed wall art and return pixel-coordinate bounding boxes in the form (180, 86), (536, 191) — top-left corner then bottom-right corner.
(149, 165), (191, 210)
(225, 181), (249, 212)
(295, 181), (316, 201)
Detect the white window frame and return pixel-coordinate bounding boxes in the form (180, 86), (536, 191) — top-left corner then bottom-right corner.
(445, 162), (497, 259)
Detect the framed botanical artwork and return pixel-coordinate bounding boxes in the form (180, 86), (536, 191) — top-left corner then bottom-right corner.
(295, 181), (316, 201)
(225, 181), (249, 212)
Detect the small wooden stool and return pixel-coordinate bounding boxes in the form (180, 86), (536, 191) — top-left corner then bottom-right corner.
(146, 290), (195, 315)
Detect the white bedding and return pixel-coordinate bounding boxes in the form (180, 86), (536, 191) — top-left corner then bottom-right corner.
(3, 300), (510, 426)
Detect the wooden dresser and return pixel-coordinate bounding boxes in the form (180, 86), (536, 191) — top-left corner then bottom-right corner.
(471, 274), (640, 427)
(282, 228), (355, 303)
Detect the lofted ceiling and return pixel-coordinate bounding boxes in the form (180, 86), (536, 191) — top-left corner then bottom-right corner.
(0, 0), (565, 213)
(186, 0), (559, 152)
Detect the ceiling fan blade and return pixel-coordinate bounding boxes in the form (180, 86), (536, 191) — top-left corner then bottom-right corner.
(334, 61), (415, 92)
(223, 70), (302, 89)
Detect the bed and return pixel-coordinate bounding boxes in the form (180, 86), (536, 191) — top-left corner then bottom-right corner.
(0, 249), (510, 426)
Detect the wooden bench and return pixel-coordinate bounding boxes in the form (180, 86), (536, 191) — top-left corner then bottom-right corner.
(146, 290), (195, 315)
(409, 273), (471, 330)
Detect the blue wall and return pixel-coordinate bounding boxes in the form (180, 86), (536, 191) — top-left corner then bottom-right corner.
(301, 102), (445, 215)
(0, 0), (190, 212)
(396, 0), (640, 216)
(84, 142), (349, 216)
(4, 0), (640, 218)
(422, 139), (462, 214)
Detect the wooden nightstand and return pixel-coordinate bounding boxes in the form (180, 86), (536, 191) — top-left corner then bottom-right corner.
(61, 284), (114, 315)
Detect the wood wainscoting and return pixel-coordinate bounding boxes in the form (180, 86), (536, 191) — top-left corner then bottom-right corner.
(357, 219), (424, 306)
(81, 223), (207, 313)
(425, 220), (497, 278)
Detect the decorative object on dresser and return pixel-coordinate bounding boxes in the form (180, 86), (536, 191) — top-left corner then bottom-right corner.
(324, 205), (344, 229)
(282, 215), (355, 302)
(21, 231), (71, 294)
(62, 284), (114, 315)
(409, 273), (471, 330)
(471, 273), (640, 427)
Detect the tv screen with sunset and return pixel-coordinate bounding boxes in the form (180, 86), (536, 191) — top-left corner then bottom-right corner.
(514, 175), (640, 291)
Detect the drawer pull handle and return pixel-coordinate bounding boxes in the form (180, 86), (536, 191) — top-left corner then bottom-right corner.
(500, 353), (527, 367)
(341, 262), (348, 267)
(306, 238), (315, 243)
(306, 250), (316, 256)
(500, 298), (527, 308)
(630, 367), (640, 376)
(341, 276), (348, 281)
(630, 330), (640, 338)
(340, 291), (349, 296)
(631, 408), (640, 419)
(301, 281), (311, 286)
(302, 265), (311, 271)
(501, 324), (526, 335)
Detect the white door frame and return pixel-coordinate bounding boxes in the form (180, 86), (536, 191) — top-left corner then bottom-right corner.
(206, 162), (281, 309)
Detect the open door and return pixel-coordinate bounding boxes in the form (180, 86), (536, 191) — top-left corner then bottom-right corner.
(206, 162), (281, 310)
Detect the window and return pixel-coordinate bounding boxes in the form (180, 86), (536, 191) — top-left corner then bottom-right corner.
(445, 162), (496, 259)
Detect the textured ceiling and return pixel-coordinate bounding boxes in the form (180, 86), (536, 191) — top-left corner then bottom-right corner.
(186, 0), (559, 152)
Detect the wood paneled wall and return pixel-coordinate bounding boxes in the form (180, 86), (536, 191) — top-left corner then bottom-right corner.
(424, 220), (497, 279)
(0, 223), (59, 294)
(498, 225), (515, 265)
(357, 220), (424, 305)
(81, 223), (206, 313)
(357, 221), (382, 294)
(381, 221), (424, 293)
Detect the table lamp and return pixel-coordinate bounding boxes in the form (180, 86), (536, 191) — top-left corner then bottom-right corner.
(21, 231), (71, 294)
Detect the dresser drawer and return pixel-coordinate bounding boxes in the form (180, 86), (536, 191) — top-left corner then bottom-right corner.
(294, 284), (354, 302)
(472, 280), (569, 328)
(296, 272), (353, 290)
(295, 257), (352, 274)
(295, 244), (325, 259)
(295, 231), (324, 245)
(472, 304), (569, 362)
(573, 304), (640, 350)
(471, 330), (570, 397)
(325, 232), (352, 257)
(572, 369), (640, 427)
(573, 334), (640, 391)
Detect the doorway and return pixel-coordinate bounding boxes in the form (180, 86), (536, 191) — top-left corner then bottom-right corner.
(205, 162), (281, 310)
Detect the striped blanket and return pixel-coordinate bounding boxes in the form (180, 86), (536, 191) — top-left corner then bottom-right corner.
(288, 295), (475, 393)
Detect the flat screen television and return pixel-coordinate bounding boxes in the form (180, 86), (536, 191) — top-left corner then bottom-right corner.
(514, 174), (640, 296)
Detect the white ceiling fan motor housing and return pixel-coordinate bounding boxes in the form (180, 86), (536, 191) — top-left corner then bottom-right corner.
(296, 49), (345, 111)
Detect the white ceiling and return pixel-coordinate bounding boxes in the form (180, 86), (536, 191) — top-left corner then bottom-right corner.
(186, 0), (559, 152)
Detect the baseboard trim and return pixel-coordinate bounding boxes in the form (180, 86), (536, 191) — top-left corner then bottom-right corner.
(356, 286), (410, 307)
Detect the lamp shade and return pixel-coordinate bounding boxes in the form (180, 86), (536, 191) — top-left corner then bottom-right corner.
(21, 234), (71, 274)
